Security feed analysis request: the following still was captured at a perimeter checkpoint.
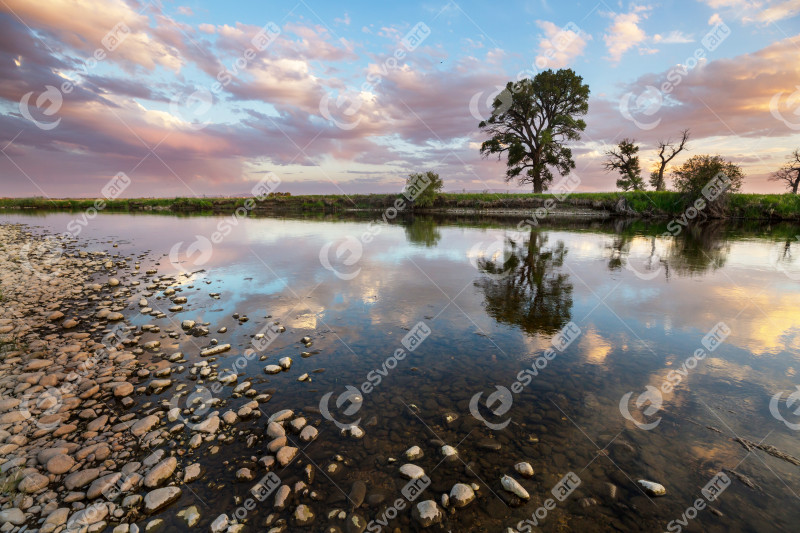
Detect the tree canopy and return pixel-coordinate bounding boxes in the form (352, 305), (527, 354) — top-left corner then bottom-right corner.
(478, 69), (589, 193)
(604, 139), (644, 191)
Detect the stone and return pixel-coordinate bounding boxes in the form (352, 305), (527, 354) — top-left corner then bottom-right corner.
(0, 508), (24, 525)
(638, 480), (666, 496)
(65, 468), (101, 490)
(449, 483), (475, 508)
(405, 446), (423, 460)
(144, 457), (177, 488)
(193, 415), (219, 434)
(500, 475), (530, 500)
(113, 382), (134, 397)
(299, 425), (318, 442)
(294, 504), (315, 526)
(399, 464), (426, 480)
(514, 462), (534, 478)
(276, 446), (298, 467)
(183, 463), (201, 483)
(412, 500), (443, 528)
(87, 473), (123, 499)
(143, 487), (182, 514)
(210, 514), (228, 533)
(131, 415), (159, 437)
(46, 454), (75, 475)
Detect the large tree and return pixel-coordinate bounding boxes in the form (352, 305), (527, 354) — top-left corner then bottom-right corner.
(769, 149), (800, 194)
(479, 69), (589, 193)
(649, 129), (690, 191)
(604, 138), (644, 191)
(672, 154), (745, 217)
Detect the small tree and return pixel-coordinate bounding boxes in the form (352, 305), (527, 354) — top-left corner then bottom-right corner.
(604, 139), (644, 191)
(672, 155), (745, 217)
(649, 129), (690, 191)
(405, 171), (443, 208)
(479, 69), (590, 193)
(769, 149), (800, 194)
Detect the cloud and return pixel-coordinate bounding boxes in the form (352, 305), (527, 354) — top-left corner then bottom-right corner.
(534, 20), (591, 69)
(702, 0), (800, 23)
(653, 31), (694, 44)
(604, 9), (649, 63)
(708, 13), (723, 25)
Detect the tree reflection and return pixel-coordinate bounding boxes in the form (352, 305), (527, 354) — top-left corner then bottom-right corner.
(474, 230), (573, 335)
(403, 216), (442, 248)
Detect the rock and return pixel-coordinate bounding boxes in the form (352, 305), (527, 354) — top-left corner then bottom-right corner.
(48, 311), (64, 321)
(276, 446), (298, 467)
(236, 468), (254, 481)
(412, 500), (443, 528)
(65, 468), (101, 490)
(342, 481), (365, 511)
(200, 344), (230, 357)
(399, 464), (426, 480)
(144, 457), (177, 488)
(264, 365), (281, 374)
(113, 382), (134, 397)
(266, 422), (285, 438)
(41, 508), (69, 532)
(278, 357), (292, 369)
(181, 320), (195, 330)
(449, 483), (475, 508)
(109, 277), (120, 286)
(87, 472), (123, 499)
(178, 505), (200, 527)
(500, 475), (530, 500)
(183, 463), (201, 483)
(514, 462), (534, 478)
(274, 485), (291, 510)
(62, 318), (79, 328)
(67, 503), (108, 529)
(210, 513), (228, 533)
(0, 508), (25, 525)
(107, 312), (124, 321)
(299, 425), (318, 442)
(131, 415), (159, 437)
(638, 479), (666, 496)
(193, 415), (220, 433)
(294, 504), (315, 526)
(222, 411), (238, 425)
(46, 454), (75, 474)
(405, 446), (423, 460)
(346, 513), (367, 533)
(143, 487), (182, 514)
(441, 445), (458, 458)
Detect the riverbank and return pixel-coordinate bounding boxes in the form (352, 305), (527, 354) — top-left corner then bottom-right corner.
(2, 192), (800, 220)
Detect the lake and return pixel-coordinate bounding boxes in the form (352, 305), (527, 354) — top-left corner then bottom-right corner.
(3, 211), (800, 532)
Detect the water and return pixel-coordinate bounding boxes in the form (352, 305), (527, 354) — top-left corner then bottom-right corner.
(4, 211), (800, 532)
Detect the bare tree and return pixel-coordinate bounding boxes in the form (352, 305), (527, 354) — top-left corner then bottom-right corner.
(769, 149), (800, 194)
(649, 129), (690, 191)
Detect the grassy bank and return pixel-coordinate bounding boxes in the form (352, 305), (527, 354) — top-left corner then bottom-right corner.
(2, 192), (800, 220)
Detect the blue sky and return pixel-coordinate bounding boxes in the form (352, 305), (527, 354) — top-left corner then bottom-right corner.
(1, 0), (799, 196)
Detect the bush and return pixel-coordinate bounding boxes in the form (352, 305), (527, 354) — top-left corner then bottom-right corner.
(672, 155), (745, 217)
(404, 171), (443, 208)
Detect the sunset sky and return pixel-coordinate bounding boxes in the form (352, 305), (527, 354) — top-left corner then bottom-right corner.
(1, 0), (799, 197)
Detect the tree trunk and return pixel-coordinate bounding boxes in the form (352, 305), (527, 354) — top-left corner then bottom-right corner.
(533, 178), (543, 193)
(793, 180), (799, 194)
(656, 169), (665, 191)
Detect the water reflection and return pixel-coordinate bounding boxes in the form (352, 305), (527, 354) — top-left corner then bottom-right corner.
(474, 230), (573, 335)
(403, 215), (442, 247)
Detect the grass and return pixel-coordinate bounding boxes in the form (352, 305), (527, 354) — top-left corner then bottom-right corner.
(2, 192), (800, 219)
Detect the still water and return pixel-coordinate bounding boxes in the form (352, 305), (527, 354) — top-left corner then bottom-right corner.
(4, 211), (800, 532)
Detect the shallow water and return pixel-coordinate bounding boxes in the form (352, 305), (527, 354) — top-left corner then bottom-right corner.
(4, 211), (800, 532)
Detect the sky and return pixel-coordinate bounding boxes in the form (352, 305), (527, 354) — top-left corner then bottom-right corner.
(1, 0), (799, 198)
